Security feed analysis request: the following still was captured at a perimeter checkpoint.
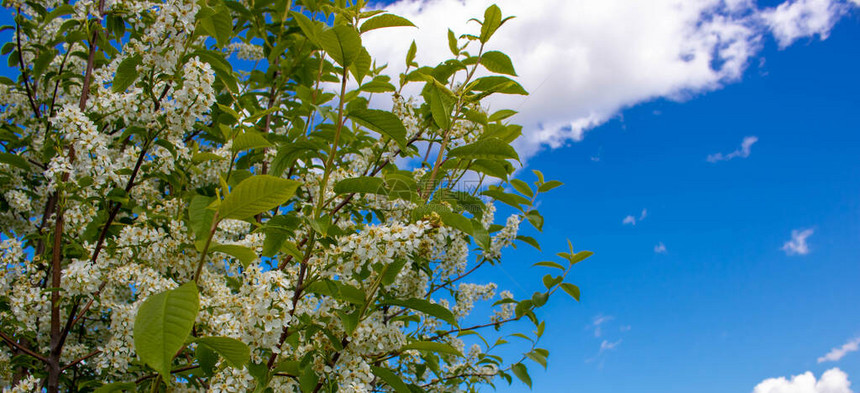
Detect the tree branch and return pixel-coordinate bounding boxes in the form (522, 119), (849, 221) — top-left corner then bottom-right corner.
(0, 330), (48, 363)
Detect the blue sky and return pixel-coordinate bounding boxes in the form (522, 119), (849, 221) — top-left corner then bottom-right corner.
(496, 21), (860, 391)
(403, 2), (860, 392)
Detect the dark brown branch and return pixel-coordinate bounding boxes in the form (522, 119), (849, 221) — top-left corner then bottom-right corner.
(429, 317), (520, 342)
(66, 143), (150, 331)
(15, 8), (41, 118)
(0, 330), (48, 363)
(60, 349), (101, 371)
(419, 372), (490, 388)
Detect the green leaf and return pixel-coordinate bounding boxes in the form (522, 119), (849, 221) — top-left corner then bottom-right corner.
(93, 382), (136, 393)
(248, 361), (271, 393)
(32, 49), (57, 78)
(299, 364), (319, 393)
(525, 350), (548, 369)
(569, 250), (593, 265)
(336, 309), (360, 335)
(210, 6), (233, 47)
(196, 343), (218, 376)
(481, 188), (530, 210)
(192, 152), (225, 164)
(401, 341), (463, 356)
(516, 235), (540, 250)
(428, 82), (451, 130)
(359, 13), (415, 33)
(542, 274), (562, 289)
(219, 175), (300, 220)
(217, 104), (241, 121)
(470, 76), (528, 96)
(480, 51), (516, 76)
(514, 299), (533, 319)
(381, 259), (407, 286)
(188, 195), (216, 240)
(350, 47), (372, 83)
(447, 29), (459, 55)
(112, 55), (141, 92)
(406, 40), (417, 67)
(348, 109), (408, 149)
(0, 152), (30, 171)
(538, 180), (563, 193)
(470, 159), (513, 180)
(448, 138), (518, 161)
(525, 210), (543, 231)
(210, 244), (257, 268)
(360, 78), (396, 93)
(511, 363), (532, 388)
(384, 298), (456, 325)
(480, 4), (503, 44)
(262, 230), (287, 258)
(560, 283), (580, 301)
(232, 130), (273, 153)
(411, 204), (473, 235)
(488, 109), (518, 122)
(195, 337), (250, 368)
(531, 292), (548, 307)
(510, 179), (533, 198)
(371, 366), (412, 393)
(319, 25), (362, 67)
(133, 282), (200, 382)
(290, 11), (321, 45)
(333, 176), (385, 195)
(532, 261), (564, 270)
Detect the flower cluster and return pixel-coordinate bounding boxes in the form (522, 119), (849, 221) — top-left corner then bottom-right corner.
(0, 2), (566, 393)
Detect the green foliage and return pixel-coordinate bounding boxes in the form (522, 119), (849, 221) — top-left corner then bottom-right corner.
(319, 25), (362, 67)
(193, 337), (251, 368)
(359, 14), (416, 33)
(0, 2), (592, 392)
(218, 175), (300, 220)
(133, 282), (200, 383)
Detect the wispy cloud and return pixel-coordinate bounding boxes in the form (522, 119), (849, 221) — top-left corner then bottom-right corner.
(599, 339), (623, 354)
(591, 315), (614, 338)
(782, 228), (814, 255)
(707, 136), (759, 163)
(753, 368), (852, 393)
(654, 242), (667, 254)
(819, 337), (860, 363)
(623, 209), (648, 226)
(586, 315), (629, 366)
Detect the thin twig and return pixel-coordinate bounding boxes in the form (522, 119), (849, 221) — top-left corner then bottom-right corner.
(60, 349), (101, 371)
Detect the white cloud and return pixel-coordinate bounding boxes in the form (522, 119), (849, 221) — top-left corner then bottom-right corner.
(363, 0), (856, 160)
(782, 228), (814, 255)
(819, 337), (860, 363)
(599, 339), (622, 354)
(623, 209), (647, 225)
(654, 242), (668, 254)
(763, 0), (848, 48)
(707, 136), (759, 162)
(591, 314), (613, 337)
(753, 368), (853, 393)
